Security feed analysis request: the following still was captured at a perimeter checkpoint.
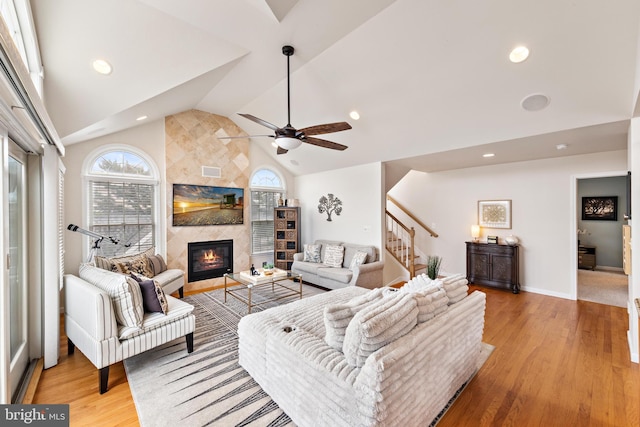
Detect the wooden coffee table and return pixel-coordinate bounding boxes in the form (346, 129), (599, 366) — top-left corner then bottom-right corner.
(223, 269), (302, 313)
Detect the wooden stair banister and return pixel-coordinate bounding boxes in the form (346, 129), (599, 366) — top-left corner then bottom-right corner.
(385, 195), (438, 278)
(387, 195), (438, 238)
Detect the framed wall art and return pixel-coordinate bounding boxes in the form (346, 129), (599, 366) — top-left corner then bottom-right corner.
(172, 184), (244, 226)
(581, 196), (617, 221)
(478, 200), (512, 229)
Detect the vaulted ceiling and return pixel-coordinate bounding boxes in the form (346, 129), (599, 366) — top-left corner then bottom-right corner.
(30, 0), (640, 175)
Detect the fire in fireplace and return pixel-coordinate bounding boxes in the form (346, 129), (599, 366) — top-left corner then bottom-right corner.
(188, 239), (233, 282)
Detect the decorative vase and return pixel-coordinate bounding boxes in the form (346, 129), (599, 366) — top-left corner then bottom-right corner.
(504, 235), (519, 246)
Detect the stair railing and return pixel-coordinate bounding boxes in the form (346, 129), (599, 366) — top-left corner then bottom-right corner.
(385, 195), (439, 278)
(385, 210), (417, 277)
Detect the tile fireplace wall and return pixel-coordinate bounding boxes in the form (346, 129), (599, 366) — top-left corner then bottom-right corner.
(165, 109), (250, 293)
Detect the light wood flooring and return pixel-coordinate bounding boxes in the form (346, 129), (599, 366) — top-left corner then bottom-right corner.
(33, 285), (640, 426)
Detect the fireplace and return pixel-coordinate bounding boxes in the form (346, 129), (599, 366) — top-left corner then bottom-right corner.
(188, 239), (233, 282)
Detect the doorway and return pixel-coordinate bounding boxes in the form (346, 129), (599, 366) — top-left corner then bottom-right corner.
(575, 173), (628, 307)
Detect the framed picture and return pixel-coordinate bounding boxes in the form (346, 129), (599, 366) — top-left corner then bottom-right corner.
(172, 184), (244, 226)
(487, 235), (498, 244)
(582, 196), (618, 221)
(478, 200), (512, 229)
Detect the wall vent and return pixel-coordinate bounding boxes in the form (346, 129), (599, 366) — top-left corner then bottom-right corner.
(202, 166), (221, 178)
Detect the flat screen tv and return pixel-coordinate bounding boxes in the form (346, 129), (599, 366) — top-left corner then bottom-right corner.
(172, 184), (244, 226)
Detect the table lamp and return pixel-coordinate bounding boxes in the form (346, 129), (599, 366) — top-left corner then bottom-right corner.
(471, 225), (481, 242)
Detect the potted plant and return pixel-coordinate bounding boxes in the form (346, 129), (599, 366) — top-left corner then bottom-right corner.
(426, 256), (442, 280)
(263, 262), (275, 275)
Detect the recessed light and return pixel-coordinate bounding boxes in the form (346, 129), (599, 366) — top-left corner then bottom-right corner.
(556, 144), (568, 150)
(92, 59), (112, 75)
(521, 93), (550, 111)
(509, 46), (529, 63)
(349, 111), (360, 120)
(136, 115), (148, 121)
(483, 153), (495, 158)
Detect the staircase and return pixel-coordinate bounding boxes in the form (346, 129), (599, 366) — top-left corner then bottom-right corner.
(385, 195), (438, 278)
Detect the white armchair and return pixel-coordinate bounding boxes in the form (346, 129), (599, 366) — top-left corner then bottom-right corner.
(64, 270), (195, 393)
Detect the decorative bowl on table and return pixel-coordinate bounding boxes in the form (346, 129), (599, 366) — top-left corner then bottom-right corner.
(263, 269), (274, 276)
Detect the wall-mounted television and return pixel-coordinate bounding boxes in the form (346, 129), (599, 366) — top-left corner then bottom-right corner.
(172, 184), (244, 226)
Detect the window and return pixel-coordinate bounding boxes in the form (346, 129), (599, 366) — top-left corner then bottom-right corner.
(84, 147), (159, 258)
(250, 168), (285, 254)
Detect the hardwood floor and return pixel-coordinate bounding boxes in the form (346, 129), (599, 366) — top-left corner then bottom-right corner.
(32, 286), (639, 426)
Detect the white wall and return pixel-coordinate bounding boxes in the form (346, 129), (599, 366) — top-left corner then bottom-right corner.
(294, 162), (384, 251)
(388, 150), (627, 298)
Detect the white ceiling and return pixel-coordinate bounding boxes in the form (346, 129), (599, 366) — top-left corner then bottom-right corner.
(30, 0), (640, 175)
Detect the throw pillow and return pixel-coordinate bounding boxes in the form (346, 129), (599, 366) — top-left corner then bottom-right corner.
(323, 288), (385, 350)
(147, 254), (168, 276)
(303, 244), (322, 263)
(348, 250), (368, 270)
(79, 263), (144, 329)
(114, 254), (154, 277)
(343, 292), (418, 368)
(323, 245), (345, 268)
(130, 273), (168, 314)
(94, 255), (116, 272)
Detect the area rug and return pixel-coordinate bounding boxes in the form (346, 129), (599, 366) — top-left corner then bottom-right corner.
(125, 284), (494, 427)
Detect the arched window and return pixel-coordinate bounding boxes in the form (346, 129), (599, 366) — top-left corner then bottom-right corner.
(83, 146), (160, 257)
(250, 168), (285, 254)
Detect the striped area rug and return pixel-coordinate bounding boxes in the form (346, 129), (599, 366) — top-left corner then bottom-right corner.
(124, 283), (325, 427)
(124, 284), (493, 427)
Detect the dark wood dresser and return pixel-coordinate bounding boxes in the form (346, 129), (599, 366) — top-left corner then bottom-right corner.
(466, 241), (520, 294)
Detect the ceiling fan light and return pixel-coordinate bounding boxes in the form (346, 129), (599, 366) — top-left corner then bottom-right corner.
(276, 137), (302, 150)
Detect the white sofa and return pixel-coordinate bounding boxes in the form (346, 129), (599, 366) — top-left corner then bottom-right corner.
(238, 283), (486, 426)
(290, 240), (384, 290)
(64, 264), (195, 393)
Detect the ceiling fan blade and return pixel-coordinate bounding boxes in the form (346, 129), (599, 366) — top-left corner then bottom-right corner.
(303, 136), (348, 151)
(277, 146), (288, 155)
(299, 122), (352, 136)
(238, 113), (280, 131)
(217, 134), (274, 139)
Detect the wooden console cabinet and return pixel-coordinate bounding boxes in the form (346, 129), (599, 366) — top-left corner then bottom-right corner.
(466, 241), (520, 294)
(274, 207), (301, 270)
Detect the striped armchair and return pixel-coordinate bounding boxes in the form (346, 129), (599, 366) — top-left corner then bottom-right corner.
(64, 267), (195, 393)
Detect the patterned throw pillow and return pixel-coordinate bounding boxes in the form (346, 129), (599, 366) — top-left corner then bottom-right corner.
(303, 244), (322, 263)
(323, 245), (345, 268)
(114, 254), (154, 277)
(349, 250), (368, 270)
(130, 273), (168, 314)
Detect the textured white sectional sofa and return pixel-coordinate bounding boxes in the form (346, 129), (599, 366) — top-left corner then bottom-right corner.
(290, 240), (384, 289)
(238, 274), (486, 426)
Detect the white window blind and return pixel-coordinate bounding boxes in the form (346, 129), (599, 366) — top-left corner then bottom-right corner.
(58, 161), (65, 290)
(88, 180), (154, 257)
(251, 190), (282, 253)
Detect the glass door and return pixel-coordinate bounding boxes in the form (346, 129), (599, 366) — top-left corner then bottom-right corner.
(7, 140), (28, 401)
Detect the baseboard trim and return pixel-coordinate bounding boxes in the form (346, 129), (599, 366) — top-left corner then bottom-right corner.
(627, 330), (639, 364)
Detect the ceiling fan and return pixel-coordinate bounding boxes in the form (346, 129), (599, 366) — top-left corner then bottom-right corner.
(230, 45), (351, 155)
